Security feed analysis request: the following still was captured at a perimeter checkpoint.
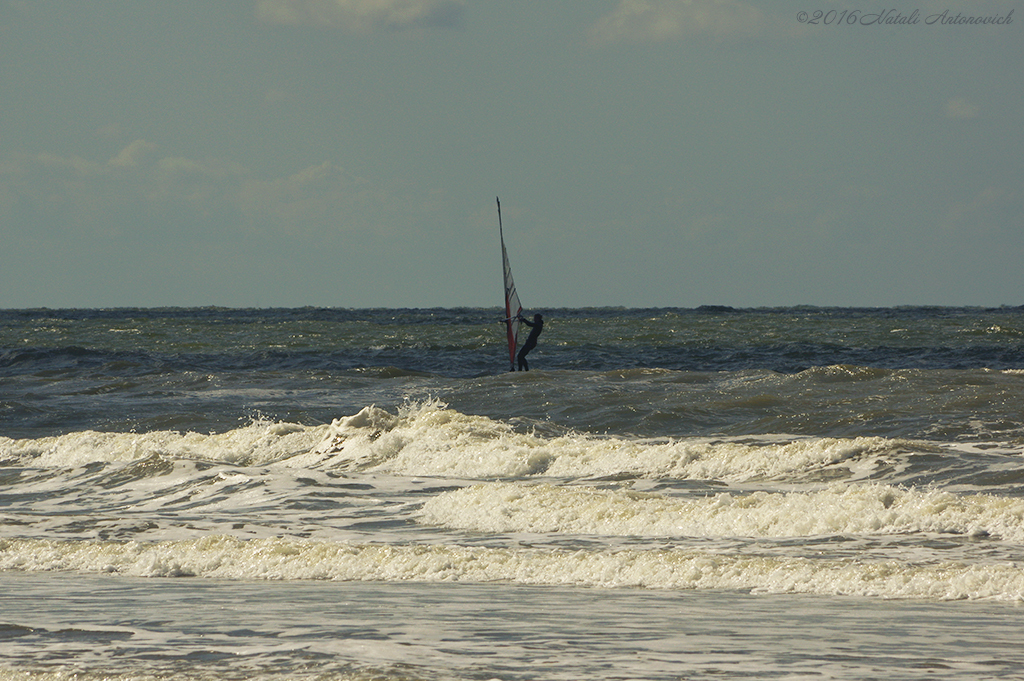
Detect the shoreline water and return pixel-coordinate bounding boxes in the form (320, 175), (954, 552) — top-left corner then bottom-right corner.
(4, 573), (1024, 681)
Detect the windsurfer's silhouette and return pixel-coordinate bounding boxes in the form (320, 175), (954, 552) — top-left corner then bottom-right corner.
(516, 313), (543, 371)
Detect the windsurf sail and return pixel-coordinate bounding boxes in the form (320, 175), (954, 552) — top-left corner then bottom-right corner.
(498, 197), (522, 371)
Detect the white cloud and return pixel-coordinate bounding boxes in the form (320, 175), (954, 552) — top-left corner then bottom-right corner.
(255, 0), (464, 32)
(236, 160), (385, 234)
(0, 146), (392, 241)
(108, 139), (158, 168)
(589, 0), (766, 44)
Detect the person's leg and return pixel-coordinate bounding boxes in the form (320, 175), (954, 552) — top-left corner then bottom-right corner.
(517, 344), (530, 371)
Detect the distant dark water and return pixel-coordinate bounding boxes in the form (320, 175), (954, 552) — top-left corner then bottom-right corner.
(3, 306), (1024, 438)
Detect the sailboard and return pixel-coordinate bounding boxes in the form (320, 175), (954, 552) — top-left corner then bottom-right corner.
(498, 197), (522, 371)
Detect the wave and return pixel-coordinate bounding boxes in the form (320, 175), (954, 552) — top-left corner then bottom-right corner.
(419, 481), (1024, 542)
(5, 402), (1024, 603)
(0, 345), (456, 377)
(1, 536), (1022, 601)
(284, 403), (959, 486)
(1, 420), (319, 468)
(0, 402), (968, 483)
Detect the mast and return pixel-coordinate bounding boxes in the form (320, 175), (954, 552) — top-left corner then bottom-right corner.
(498, 197), (522, 371)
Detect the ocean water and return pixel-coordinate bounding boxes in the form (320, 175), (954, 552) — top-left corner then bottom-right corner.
(3, 306), (1024, 680)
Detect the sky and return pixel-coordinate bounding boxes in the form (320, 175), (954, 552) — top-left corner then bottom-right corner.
(0, 0), (1021, 309)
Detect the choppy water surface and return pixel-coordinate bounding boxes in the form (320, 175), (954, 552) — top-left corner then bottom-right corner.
(3, 306), (1024, 679)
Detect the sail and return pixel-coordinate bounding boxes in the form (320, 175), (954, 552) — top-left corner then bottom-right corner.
(498, 197), (522, 371)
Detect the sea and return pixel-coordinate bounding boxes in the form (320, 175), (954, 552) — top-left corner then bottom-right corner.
(3, 305), (1024, 680)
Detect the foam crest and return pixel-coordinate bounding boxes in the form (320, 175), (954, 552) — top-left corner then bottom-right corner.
(0, 421), (323, 468)
(542, 435), (899, 482)
(420, 482), (1024, 541)
(0, 403), (928, 483)
(1, 536), (1022, 601)
(298, 402), (556, 477)
(304, 403), (904, 481)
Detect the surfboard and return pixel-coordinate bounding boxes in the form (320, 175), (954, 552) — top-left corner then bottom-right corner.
(498, 197), (522, 371)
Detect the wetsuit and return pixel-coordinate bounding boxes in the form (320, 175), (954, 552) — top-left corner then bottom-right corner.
(517, 314), (543, 371)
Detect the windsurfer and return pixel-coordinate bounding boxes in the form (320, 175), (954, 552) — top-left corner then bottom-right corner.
(516, 313), (543, 371)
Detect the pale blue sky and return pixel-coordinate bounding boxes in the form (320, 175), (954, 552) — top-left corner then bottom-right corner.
(1, 0), (1021, 308)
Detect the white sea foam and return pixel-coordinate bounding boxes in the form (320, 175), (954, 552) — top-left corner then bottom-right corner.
(5, 402), (1022, 609)
(0, 420), (323, 468)
(292, 402), (555, 477)
(419, 481), (1024, 542)
(297, 402), (911, 482)
(0, 403), (922, 483)
(1, 536), (1022, 601)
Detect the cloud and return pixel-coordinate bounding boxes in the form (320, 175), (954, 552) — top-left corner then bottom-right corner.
(108, 139), (158, 168)
(255, 0), (464, 32)
(942, 186), (1023, 238)
(33, 152), (102, 177)
(0, 144), (392, 243)
(589, 0), (766, 44)
(0, 142), (423, 306)
(236, 160), (387, 235)
(945, 97), (980, 120)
